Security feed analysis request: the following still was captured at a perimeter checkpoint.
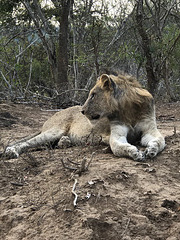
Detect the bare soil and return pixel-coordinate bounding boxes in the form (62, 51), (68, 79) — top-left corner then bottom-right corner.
(0, 102), (180, 240)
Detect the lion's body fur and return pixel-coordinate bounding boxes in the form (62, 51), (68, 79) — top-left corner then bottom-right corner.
(82, 73), (165, 160)
(4, 72), (165, 161)
(42, 106), (110, 145)
(5, 106), (111, 158)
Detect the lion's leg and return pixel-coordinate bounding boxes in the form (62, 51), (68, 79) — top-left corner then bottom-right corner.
(137, 119), (165, 158)
(5, 129), (64, 158)
(141, 130), (165, 158)
(109, 124), (144, 161)
(58, 136), (72, 148)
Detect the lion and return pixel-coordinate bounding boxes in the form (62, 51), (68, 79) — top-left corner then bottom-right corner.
(81, 73), (165, 160)
(3, 72), (165, 161)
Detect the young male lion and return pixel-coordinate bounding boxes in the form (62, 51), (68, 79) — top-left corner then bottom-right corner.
(4, 73), (165, 161)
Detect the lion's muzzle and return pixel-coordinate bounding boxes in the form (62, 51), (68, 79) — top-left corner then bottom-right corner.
(81, 109), (100, 121)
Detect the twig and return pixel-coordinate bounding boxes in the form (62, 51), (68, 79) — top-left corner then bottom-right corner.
(0, 71), (12, 93)
(72, 179), (78, 207)
(85, 151), (96, 170)
(67, 158), (81, 166)
(56, 89), (89, 98)
(135, 162), (150, 167)
(10, 182), (24, 186)
(121, 217), (131, 237)
(61, 152), (96, 175)
(27, 90), (53, 100)
(79, 158), (87, 172)
(60, 159), (77, 171)
(15, 38), (38, 58)
(40, 109), (62, 112)
(24, 52), (33, 96)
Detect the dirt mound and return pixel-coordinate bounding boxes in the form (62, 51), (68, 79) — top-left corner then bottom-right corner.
(0, 102), (180, 240)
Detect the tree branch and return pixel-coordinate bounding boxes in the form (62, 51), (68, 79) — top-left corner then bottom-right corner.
(15, 38), (38, 58)
(21, 0), (56, 66)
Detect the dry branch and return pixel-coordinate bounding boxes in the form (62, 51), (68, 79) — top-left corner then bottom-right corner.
(72, 179), (78, 207)
(121, 217), (131, 237)
(85, 151), (95, 170)
(67, 158), (81, 166)
(60, 158), (77, 171)
(79, 158), (86, 172)
(10, 182), (24, 186)
(60, 151), (96, 175)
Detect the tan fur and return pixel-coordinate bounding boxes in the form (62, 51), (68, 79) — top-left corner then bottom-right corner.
(4, 106), (110, 158)
(4, 73), (165, 161)
(82, 73), (165, 160)
(82, 73), (154, 126)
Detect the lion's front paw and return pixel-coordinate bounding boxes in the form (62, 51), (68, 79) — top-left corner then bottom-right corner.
(58, 136), (72, 148)
(145, 146), (158, 159)
(132, 150), (145, 162)
(5, 146), (20, 159)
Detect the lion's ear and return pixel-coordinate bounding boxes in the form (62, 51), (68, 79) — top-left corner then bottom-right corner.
(100, 74), (123, 98)
(100, 74), (113, 91)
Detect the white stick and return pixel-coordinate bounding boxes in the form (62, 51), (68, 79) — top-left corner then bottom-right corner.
(72, 179), (78, 207)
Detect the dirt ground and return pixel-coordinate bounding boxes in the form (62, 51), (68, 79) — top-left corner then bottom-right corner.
(0, 102), (180, 240)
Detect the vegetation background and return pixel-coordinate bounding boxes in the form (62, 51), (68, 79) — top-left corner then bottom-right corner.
(0, 0), (180, 107)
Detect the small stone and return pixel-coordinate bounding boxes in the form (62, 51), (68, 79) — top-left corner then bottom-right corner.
(113, 217), (118, 221)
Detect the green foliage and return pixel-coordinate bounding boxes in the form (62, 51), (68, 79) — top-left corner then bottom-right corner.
(0, 0), (19, 14)
(32, 56), (51, 87)
(0, 0), (180, 102)
(0, 0), (21, 24)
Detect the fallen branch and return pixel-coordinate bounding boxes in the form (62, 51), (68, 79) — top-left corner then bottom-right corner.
(60, 158), (77, 171)
(135, 162), (150, 168)
(121, 217), (131, 237)
(56, 88), (89, 98)
(40, 109), (62, 112)
(60, 152), (96, 175)
(72, 179), (78, 207)
(10, 182), (24, 186)
(85, 151), (95, 170)
(67, 158), (81, 166)
(79, 158), (86, 173)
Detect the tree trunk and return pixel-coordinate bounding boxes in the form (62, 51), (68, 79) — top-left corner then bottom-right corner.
(57, 0), (71, 92)
(163, 60), (176, 101)
(23, 0), (58, 87)
(135, 0), (159, 96)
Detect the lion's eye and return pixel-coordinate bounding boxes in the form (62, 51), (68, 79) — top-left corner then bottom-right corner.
(90, 93), (95, 100)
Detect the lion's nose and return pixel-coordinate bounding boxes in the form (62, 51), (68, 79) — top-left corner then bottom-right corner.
(81, 110), (85, 115)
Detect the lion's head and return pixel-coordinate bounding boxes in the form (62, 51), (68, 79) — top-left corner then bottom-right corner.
(82, 73), (153, 125)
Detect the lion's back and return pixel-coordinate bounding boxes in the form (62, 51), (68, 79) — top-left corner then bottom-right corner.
(41, 105), (110, 144)
(41, 106), (83, 132)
